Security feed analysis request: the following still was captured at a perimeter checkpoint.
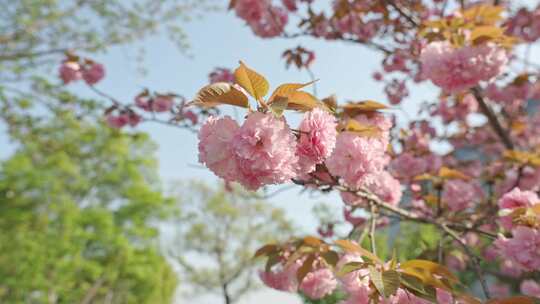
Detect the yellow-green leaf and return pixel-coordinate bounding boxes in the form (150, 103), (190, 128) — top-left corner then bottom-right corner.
(297, 254), (316, 284)
(269, 96), (288, 117)
(303, 236), (323, 247)
(470, 26), (504, 45)
(342, 100), (388, 116)
(268, 81), (316, 103)
(286, 91), (321, 111)
(254, 244), (278, 258)
(438, 167), (470, 180)
(191, 82), (249, 108)
(400, 259), (459, 285)
(234, 61), (269, 101)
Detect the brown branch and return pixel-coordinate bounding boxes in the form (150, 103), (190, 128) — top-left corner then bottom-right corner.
(471, 86), (514, 149)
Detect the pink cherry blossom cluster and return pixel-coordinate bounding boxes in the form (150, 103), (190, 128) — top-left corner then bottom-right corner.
(260, 250), (460, 303)
(494, 188), (540, 272)
(59, 58), (105, 85)
(505, 4), (540, 43)
(233, 0), (290, 38)
(198, 107), (337, 190)
(326, 112), (402, 208)
(135, 92), (175, 113)
(419, 41), (508, 93)
(208, 68), (235, 84)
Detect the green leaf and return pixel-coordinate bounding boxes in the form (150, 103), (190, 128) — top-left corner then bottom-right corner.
(382, 270), (401, 298)
(337, 262), (367, 276)
(400, 272), (426, 295)
(321, 251), (339, 267)
(269, 96), (288, 117)
(265, 254), (281, 272)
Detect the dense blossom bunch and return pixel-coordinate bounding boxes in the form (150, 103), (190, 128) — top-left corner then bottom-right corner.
(233, 0), (289, 38)
(420, 41), (508, 93)
(59, 58), (105, 85)
(505, 5), (540, 42)
(198, 108), (338, 190)
(493, 188), (540, 272)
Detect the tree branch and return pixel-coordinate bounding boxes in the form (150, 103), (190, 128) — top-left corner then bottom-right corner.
(471, 86), (514, 149)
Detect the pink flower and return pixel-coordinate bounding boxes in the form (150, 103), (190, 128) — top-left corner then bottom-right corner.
(521, 280), (540, 299)
(209, 68), (235, 84)
(250, 6), (288, 38)
(105, 113), (140, 129)
(342, 171), (402, 207)
(336, 253), (369, 296)
(59, 61), (82, 84)
(297, 108), (337, 174)
(299, 268), (337, 299)
(234, 0), (269, 24)
(198, 116), (240, 181)
(281, 0), (297, 11)
(442, 179), (484, 212)
(488, 283), (510, 299)
(389, 153), (427, 181)
(136, 95), (174, 112)
(498, 188), (539, 230)
(259, 261), (300, 292)
(420, 41), (508, 93)
(232, 112), (298, 190)
(183, 110), (198, 125)
(326, 132), (388, 187)
(106, 114), (129, 129)
(388, 288), (431, 304)
(342, 206), (366, 226)
(384, 79), (408, 104)
(152, 95), (174, 112)
(495, 226), (540, 271)
(82, 62), (105, 85)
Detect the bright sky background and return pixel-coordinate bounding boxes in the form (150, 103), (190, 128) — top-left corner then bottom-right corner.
(1, 1), (538, 303)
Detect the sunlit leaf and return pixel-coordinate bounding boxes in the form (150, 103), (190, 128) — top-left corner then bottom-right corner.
(268, 81), (316, 103)
(297, 254), (316, 284)
(269, 96), (288, 117)
(303, 236), (323, 247)
(341, 120), (381, 137)
(321, 251), (339, 267)
(470, 26), (504, 45)
(286, 91), (321, 111)
(254, 244), (278, 258)
(438, 167), (470, 180)
(191, 82), (249, 108)
(234, 61), (269, 101)
(334, 240), (382, 265)
(337, 261), (367, 276)
(342, 100), (388, 116)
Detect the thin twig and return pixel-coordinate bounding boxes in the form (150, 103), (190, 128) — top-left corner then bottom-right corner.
(369, 203), (378, 255)
(471, 86), (514, 149)
(440, 224), (491, 299)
